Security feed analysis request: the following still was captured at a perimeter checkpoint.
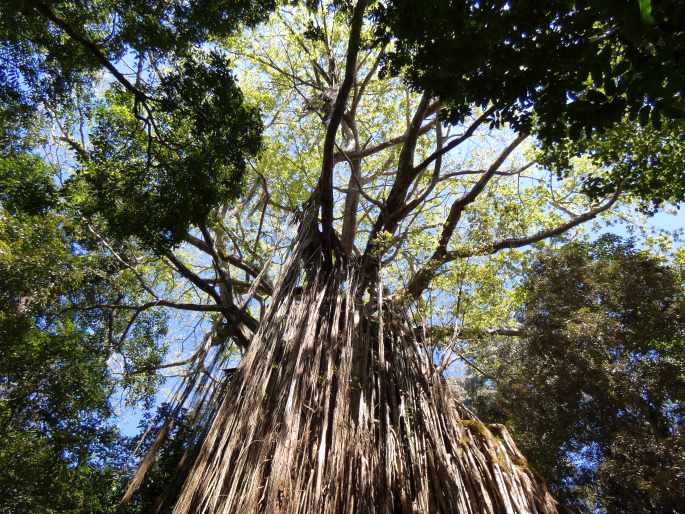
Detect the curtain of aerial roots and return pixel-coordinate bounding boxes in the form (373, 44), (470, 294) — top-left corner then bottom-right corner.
(173, 258), (560, 514)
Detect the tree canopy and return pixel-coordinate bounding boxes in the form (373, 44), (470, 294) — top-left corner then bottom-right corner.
(375, 0), (685, 211)
(2, 0), (270, 250)
(375, 0), (685, 136)
(462, 236), (685, 513)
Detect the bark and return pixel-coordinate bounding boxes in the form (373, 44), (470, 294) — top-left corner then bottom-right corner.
(171, 237), (560, 514)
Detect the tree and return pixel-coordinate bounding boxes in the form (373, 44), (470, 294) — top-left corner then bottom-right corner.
(0, 187), (127, 512)
(0, 127), (172, 511)
(3, 1), (683, 513)
(462, 236), (685, 513)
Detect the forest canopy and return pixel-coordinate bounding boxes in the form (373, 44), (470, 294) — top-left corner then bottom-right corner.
(1, 1), (683, 513)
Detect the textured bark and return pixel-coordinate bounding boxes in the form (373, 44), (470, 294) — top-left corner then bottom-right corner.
(172, 237), (560, 514)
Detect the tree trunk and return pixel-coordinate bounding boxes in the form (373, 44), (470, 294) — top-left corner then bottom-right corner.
(172, 244), (560, 514)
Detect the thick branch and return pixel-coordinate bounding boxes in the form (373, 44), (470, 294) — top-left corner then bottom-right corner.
(318, 0), (368, 265)
(362, 93), (431, 252)
(401, 134), (526, 298)
(434, 133), (528, 256)
(222, 253), (274, 296)
(362, 101), (488, 272)
(333, 120), (435, 163)
(340, 151), (363, 255)
(85, 301), (235, 313)
(390, 122), (445, 222)
(184, 234), (274, 296)
(164, 252), (258, 339)
(165, 253), (222, 305)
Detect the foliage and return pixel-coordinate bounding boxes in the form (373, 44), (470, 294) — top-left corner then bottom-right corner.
(538, 117), (685, 212)
(467, 236), (685, 513)
(0, 153), (168, 510)
(375, 0), (685, 138)
(1, 0), (275, 103)
(73, 52), (263, 251)
(0, 154), (56, 215)
(375, 0), (685, 208)
(2, 0), (271, 251)
(0, 209), (121, 513)
(0, 1), (277, 507)
(0, 427), (124, 514)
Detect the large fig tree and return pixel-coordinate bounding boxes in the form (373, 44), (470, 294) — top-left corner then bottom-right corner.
(4, 1), (683, 512)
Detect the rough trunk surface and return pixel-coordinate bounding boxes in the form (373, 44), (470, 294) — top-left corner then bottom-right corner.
(172, 245), (560, 514)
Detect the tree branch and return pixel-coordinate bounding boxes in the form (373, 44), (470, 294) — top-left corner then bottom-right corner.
(412, 107), (495, 175)
(317, 0), (368, 266)
(435, 133), (528, 256)
(402, 134), (527, 299)
(83, 301), (235, 313)
(334, 120), (435, 163)
(199, 223), (234, 304)
(447, 190), (621, 260)
(33, 2), (146, 101)
(404, 190), (621, 300)
(165, 252), (222, 305)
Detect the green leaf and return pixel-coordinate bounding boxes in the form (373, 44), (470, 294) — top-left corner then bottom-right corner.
(638, 0), (655, 24)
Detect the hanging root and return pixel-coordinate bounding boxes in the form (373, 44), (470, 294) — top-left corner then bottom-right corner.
(172, 256), (560, 514)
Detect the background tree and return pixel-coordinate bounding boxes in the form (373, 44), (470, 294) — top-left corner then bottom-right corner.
(461, 236), (685, 513)
(0, 107), (172, 512)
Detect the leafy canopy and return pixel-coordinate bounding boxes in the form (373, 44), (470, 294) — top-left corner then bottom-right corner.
(375, 0), (685, 208)
(2, 0), (272, 251)
(375, 0), (684, 137)
(466, 237), (685, 513)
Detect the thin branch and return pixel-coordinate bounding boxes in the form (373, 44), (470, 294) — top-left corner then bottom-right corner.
(427, 325), (526, 341)
(199, 223), (234, 303)
(435, 133), (528, 256)
(218, 252), (274, 296)
(402, 134), (528, 299)
(86, 224), (159, 300)
(412, 107), (496, 175)
(350, 45), (387, 116)
(333, 120), (436, 163)
(33, 2), (145, 100)
(448, 190), (621, 260)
